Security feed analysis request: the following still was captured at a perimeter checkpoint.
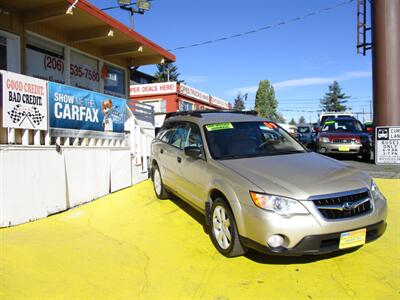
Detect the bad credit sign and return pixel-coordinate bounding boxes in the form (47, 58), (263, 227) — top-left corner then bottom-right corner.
(1, 70), (48, 130)
(130, 82), (177, 96)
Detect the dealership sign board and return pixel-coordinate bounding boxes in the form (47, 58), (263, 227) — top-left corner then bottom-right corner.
(179, 84), (210, 104)
(210, 95), (230, 109)
(48, 82), (126, 138)
(1, 70), (48, 130)
(375, 126), (400, 165)
(130, 82), (177, 96)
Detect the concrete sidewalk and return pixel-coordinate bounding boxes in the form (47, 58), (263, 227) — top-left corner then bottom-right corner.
(1, 179), (399, 300)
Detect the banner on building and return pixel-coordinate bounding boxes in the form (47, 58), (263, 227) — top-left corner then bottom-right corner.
(130, 82), (177, 96)
(48, 82), (126, 138)
(1, 70), (48, 130)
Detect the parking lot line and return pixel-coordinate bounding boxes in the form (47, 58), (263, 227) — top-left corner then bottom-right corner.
(1, 179), (399, 300)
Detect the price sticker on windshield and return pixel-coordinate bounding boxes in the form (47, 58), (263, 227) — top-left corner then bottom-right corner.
(206, 122), (234, 131)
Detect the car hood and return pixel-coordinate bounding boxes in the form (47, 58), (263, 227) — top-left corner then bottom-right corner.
(218, 152), (371, 200)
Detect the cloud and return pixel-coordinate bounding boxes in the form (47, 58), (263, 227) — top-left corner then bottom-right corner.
(184, 75), (208, 84)
(225, 71), (372, 95)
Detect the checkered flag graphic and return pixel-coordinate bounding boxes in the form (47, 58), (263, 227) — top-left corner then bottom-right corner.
(7, 105), (26, 124)
(28, 107), (45, 126)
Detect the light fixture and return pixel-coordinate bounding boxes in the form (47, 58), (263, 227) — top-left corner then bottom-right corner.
(66, 0), (79, 15)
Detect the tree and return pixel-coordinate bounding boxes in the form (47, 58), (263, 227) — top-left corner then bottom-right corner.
(298, 116), (306, 124)
(233, 92), (247, 110)
(320, 81), (350, 112)
(153, 62), (184, 83)
(289, 118), (296, 126)
(255, 80), (278, 120)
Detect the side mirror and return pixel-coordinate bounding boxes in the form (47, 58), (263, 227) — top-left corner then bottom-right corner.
(184, 146), (202, 159)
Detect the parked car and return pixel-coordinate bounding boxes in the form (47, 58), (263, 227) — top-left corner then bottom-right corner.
(296, 124), (314, 148)
(151, 111), (387, 257)
(317, 117), (372, 161)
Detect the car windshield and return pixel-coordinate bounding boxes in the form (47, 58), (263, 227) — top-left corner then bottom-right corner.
(322, 119), (363, 132)
(297, 126), (311, 133)
(204, 121), (306, 160)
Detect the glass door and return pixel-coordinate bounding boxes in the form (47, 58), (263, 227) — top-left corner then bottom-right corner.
(0, 30), (20, 72)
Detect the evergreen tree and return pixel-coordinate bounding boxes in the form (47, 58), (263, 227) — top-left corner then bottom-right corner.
(233, 92), (247, 111)
(289, 118), (296, 126)
(255, 80), (278, 120)
(320, 81), (350, 112)
(153, 62), (184, 83)
(298, 116), (306, 124)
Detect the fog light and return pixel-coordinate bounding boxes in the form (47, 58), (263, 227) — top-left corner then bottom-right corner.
(267, 235), (284, 248)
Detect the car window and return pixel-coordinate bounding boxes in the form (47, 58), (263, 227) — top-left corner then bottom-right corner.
(169, 123), (190, 149)
(297, 126), (310, 133)
(204, 121), (305, 160)
(322, 119), (363, 132)
(183, 123), (204, 148)
(157, 122), (176, 144)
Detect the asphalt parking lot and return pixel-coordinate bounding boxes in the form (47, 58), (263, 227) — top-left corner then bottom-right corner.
(1, 178), (399, 300)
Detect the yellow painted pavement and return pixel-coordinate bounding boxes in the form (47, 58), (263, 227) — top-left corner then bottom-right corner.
(1, 179), (399, 300)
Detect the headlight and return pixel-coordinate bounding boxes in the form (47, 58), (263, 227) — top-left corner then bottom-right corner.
(371, 180), (386, 202)
(319, 137), (330, 143)
(250, 192), (309, 217)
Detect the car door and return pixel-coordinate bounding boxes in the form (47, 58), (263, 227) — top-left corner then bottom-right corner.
(176, 122), (209, 210)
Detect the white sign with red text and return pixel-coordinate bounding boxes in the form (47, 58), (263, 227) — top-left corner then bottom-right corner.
(210, 95), (230, 109)
(130, 82), (177, 96)
(1, 71), (48, 130)
(179, 84), (210, 103)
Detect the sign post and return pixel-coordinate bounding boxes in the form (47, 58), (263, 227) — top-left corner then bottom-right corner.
(375, 126), (400, 165)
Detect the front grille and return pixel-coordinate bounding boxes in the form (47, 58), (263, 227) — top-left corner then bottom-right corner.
(332, 138), (353, 143)
(313, 190), (372, 220)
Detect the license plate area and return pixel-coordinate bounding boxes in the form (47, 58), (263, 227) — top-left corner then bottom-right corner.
(338, 145), (350, 152)
(339, 228), (366, 249)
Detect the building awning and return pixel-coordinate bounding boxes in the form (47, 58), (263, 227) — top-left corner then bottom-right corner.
(4, 0), (175, 66)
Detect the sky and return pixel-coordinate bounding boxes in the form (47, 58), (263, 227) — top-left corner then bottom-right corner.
(91, 0), (373, 124)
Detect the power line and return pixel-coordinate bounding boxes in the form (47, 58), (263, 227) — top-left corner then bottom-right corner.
(168, 0), (355, 51)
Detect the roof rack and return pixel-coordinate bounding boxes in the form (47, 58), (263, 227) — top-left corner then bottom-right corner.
(165, 109), (258, 119)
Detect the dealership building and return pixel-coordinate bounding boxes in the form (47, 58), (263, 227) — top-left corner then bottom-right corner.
(130, 82), (231, 127)
(0, 0), (175, 226)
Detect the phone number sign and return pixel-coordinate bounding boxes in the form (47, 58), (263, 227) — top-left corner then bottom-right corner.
(375, 126), (400, 165)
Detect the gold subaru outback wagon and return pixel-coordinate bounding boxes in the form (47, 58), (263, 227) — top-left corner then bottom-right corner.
(150, 111), (387, 257)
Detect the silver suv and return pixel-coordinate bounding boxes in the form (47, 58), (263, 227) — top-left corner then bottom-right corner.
(150, 111), (387, 257)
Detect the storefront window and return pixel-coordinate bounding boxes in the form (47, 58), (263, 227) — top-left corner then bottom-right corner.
(179, 100), (194, 111)
(104, 64), (125, 98)
(25, 34), (65, 83)
(0, 37), (6, 70)
(70, 51), (100, 91)
(143, 100), (166, 113)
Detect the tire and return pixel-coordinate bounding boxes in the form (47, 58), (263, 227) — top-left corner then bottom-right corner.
(209, 198), (247, 257)
(152, 165), (169, 199)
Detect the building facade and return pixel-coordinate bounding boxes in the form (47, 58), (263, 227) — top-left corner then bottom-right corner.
(130, 82), (232, 127)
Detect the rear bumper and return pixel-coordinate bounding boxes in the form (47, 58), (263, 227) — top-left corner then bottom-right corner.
(241, 220), (386, 256)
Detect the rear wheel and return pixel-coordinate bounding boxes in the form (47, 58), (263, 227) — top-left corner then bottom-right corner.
(152, 165), (169, 199)
(209, 198), (247, 257)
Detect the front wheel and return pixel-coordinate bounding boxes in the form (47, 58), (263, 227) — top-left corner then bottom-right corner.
(209, 198), (247, 257)
(152, 165), (169, 199)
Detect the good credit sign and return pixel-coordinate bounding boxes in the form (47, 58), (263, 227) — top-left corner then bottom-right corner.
(375, 126), (400, 165)
(1, 70), (48, 130)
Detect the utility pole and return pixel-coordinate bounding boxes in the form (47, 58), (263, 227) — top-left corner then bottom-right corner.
(371, 0), (400, 126)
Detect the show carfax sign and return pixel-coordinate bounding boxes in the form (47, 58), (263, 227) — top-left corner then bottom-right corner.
(48, 82), (126, 139)
(1, 71), (48, 130)
(375, 126), (400, 165)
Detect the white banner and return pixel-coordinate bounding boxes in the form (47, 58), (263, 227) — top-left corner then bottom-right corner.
(210, 95), (230, 109)
(376, 126), (400, 165)
(179, 84), (210, 103)
(130, 82), (177, 96)
(1, 70), (48, 130)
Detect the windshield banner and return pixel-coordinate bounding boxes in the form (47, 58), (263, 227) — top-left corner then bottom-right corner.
(48, 82), (126, 138)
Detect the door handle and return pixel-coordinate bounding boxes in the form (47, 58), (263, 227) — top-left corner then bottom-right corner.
(160, 148), (164, 154)
(177, 157), (182, 163)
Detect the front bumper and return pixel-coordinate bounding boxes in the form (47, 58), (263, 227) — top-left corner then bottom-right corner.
(241, 221), (386, 256)
(317, 142), (370, 155)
